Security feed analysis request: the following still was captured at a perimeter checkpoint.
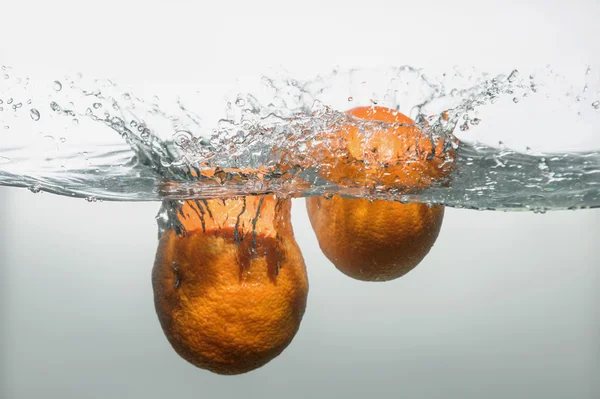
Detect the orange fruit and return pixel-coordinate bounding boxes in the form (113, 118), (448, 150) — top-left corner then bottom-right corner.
(303, 106), (455, 191)
(306, 106), (452, 281)
(306, 195), (444, 281)
(152, 195), (308, 374)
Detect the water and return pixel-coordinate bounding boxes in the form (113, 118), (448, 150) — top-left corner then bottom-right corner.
(0, 65), (599, 211)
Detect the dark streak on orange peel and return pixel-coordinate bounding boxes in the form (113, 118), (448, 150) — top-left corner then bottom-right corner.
(153, 195), (308, 375)
(305, 106), (457, 282)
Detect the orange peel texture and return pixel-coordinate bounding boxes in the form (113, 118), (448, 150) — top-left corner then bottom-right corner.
(306, 106), (451, 281)
(153, 195), (308, 374)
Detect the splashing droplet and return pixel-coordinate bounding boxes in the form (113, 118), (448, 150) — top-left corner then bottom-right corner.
(28, 185), (42, 193)
(507, 69), (519, 83)
(174, 130), (193, 147)
(50, 101), (62, 112)
(29, 108), (41, 121)
(53, 81), (62, 91)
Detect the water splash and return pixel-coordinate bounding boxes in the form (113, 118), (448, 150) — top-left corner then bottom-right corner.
(0, 65), (598, 211)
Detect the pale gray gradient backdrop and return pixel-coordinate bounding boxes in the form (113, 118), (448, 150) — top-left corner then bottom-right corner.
(0, 188), (599, 399)
(2, 0), (600, 398)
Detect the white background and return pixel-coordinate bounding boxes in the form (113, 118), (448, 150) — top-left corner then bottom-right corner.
(1, 0), (600, 398)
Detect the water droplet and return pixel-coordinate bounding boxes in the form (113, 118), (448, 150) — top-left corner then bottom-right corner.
(122, 93), (131, 100)
(72, 118), (79, 125)
(471, 118), (481, 125)
(3, 125), (9, 129)
(347, 96), (354, 102)
(235, 98), (246, 107)
(512, 97), (520, 103)
(29, 108), (41, 121)
(0, 99), (3, 104)
(93, 102), (102, 109)
(592, 101), (600, 110)
(507, 69), (519, 83)
(174, 130), (193, 147)
(60, 137), (66, 143)
(53, 81), (62, 91)
(28, 185), (42, 193)
(7, 98), (13, 104)
(86, 196), (97, 202)
(585, 66), (591, 75)
(3, 74), (9, 79)
(50, 101), (61, 112)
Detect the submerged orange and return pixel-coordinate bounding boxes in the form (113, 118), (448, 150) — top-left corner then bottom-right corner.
(153, 195), (308, 374)
(306, 106), (452, 281)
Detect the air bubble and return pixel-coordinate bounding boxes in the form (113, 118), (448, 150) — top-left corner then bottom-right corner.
(53, 81), (62, 91)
